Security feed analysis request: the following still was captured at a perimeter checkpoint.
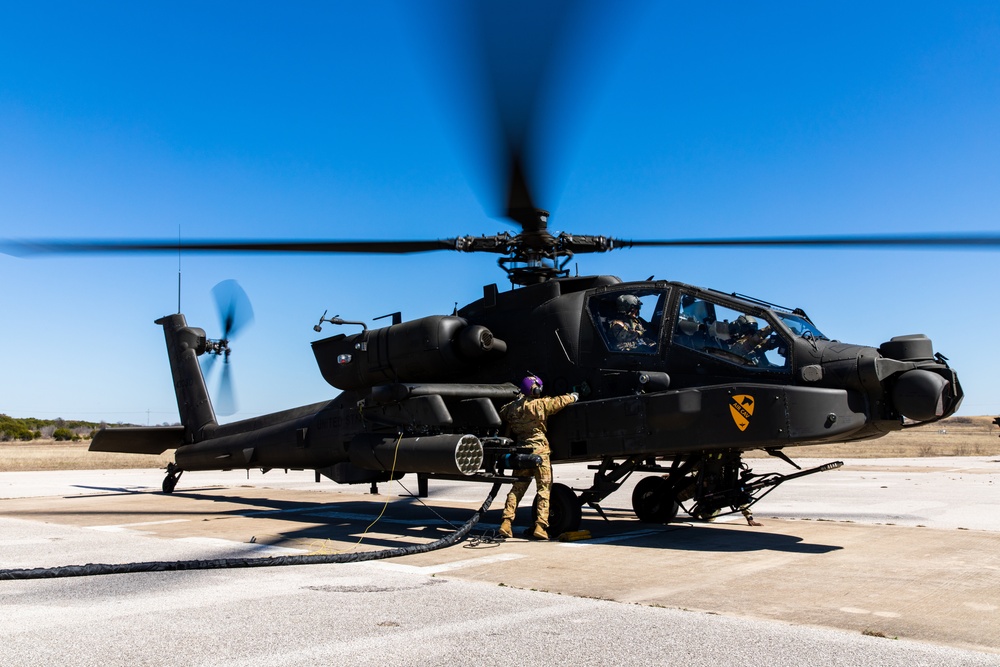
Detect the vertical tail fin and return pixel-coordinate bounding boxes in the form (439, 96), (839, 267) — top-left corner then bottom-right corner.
(155, 314), (218, 442)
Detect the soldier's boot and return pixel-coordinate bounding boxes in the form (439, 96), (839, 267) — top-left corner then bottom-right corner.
(741, 507), (762, 527)
(531, 523), (549, 540)
(498, 519), (513, 538)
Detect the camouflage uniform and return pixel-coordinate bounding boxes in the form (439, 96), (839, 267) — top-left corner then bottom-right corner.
(730, 325), (773, 356)
(499, 393), (576, 531)
(610, 316), (652, 351)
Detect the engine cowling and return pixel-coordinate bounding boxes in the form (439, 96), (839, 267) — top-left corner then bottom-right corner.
(311, 315), (506, 390)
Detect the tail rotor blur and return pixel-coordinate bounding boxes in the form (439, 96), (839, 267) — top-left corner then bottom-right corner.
(202, 280), (254, 416)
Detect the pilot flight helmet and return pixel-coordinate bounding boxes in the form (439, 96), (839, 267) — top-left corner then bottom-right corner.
(735, 314), (758, 335)
(617, 294), (642, 314)
(520, 375), (543, 397)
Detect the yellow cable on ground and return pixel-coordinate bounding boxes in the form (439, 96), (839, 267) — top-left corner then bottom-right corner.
(307, 432), (403, 556)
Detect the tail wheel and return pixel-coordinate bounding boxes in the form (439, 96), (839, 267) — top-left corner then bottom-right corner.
(632, 476), (679, 523)
(162, 474), (178, 494)
(534, 482), (582, 536)
(162, 465), (182, 494)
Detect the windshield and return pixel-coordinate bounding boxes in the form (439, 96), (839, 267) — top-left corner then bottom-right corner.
(776, 312), (827, 340)
(590, 288), (668, 355)
(674, 294), (790, 369)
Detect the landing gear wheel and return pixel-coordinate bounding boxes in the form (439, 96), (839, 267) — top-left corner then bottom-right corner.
(535, 482), (582, 537)
(632, 476), (679, 523)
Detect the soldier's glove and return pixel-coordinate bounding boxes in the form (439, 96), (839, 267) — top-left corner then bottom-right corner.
(569, 392), (579, 402)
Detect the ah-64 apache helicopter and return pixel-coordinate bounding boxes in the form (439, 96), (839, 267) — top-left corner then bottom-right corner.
(8, 205), (977, 536)
(3, 3), (991, 538)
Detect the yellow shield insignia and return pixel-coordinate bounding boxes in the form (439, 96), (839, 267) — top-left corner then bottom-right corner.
(729, 394), (754, 431)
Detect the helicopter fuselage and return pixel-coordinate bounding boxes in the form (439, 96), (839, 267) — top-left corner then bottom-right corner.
(308, 274), (961, 463)
(91, 274), (962, 520)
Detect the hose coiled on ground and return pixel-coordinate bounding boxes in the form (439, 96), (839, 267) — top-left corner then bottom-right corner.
(0, 482), (502, 581)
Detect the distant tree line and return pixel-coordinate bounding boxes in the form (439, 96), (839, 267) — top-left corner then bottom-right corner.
(0, 415), (139, 442)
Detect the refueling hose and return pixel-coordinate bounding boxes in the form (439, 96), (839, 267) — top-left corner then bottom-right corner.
(0, 482), (503, 581)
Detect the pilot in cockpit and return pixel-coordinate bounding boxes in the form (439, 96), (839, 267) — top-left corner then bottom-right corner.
(609, 294), (656, 352)
(729, 314), (779, 364)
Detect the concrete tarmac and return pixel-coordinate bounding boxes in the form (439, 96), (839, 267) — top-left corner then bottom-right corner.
(1, 457), (999, 666)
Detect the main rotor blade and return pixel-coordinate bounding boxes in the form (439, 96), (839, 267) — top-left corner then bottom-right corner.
(614, 233), (1000, 250)
(423, 1), (642, 232)
(1, 239), (458, 256)
(505, 156), (543, 232)
(7, 232), (1000, 263)
(211, 279), (254, 340)
(467, 0), (566, 230)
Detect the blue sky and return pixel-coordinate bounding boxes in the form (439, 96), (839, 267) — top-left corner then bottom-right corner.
(1, 1), (998, 423)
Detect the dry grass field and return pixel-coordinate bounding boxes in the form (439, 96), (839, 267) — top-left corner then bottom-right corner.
(2, 416), (997, 473)
(0, 441), (173, 472)
(744, 415), (1000, 459)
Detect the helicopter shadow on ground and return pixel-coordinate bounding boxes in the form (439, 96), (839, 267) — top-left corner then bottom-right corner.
(160, 488), (489, 552)
(48, 485), (843, 556)
(0, 485), (476, 553)
(66, 484), (226, 498)
(564, 506), (844, 555)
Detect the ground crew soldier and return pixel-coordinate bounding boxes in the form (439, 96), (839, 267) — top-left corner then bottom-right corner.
(498, 375), (578, 540)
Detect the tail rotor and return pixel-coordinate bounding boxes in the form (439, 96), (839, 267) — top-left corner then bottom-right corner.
(202, 279), (254, 416)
